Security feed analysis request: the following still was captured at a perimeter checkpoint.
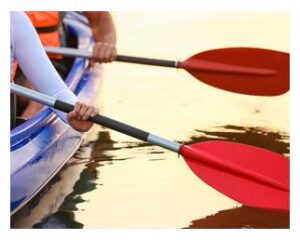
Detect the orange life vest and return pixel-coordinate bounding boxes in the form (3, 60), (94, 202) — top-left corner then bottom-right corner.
(26, 11), (62, 59)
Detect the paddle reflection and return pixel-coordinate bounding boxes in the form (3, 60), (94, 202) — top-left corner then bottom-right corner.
(188, 125), (289, 155)
(186, 206), (289, 229)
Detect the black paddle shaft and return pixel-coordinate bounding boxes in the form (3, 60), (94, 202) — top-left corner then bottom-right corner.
(44, 46), (178, 68)
(116, 55), (177, 68)
(54, 100), (150, 141)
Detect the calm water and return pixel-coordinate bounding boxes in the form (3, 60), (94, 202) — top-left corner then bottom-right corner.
(11, 12), (289, 228)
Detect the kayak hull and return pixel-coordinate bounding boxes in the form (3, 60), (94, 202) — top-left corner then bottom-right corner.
(10, 15), (102, 215)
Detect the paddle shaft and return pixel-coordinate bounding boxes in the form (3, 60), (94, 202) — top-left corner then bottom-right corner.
(10, 83), (181, 153)
(45, 46), (178, 68)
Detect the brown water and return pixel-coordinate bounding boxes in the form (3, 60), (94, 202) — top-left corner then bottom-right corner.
(11, 12), (289, 228)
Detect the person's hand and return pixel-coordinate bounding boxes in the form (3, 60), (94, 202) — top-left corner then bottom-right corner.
(91, 42), (117, 64)
(67, 101), (99, 132)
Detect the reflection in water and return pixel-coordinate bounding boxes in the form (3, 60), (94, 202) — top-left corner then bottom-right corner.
(186, 206), (289, 229)
(189, 125), (289, 155)
(30, 131), (164, 228)
(33, 131), (114, 228)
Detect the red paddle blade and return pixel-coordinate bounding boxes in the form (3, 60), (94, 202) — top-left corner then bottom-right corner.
(179, 48), (289, 96)
(180, 141), (289, 211)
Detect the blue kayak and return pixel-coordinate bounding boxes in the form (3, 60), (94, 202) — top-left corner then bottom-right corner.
(10, 15), (102, 215)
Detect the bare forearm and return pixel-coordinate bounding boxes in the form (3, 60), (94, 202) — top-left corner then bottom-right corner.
(83, 11), (117, 62)
(84, 11), (116, 45)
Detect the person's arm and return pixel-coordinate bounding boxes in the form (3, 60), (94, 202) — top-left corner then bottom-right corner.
(11, 11), (98, 132)
(83, 11), (117, 63)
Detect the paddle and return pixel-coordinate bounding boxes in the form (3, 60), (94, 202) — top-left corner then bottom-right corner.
(10, 83), (289, 212)
(45, 46), (289, 96)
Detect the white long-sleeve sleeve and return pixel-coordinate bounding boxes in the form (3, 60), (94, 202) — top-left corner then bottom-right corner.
(10, 11), (77, 122)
